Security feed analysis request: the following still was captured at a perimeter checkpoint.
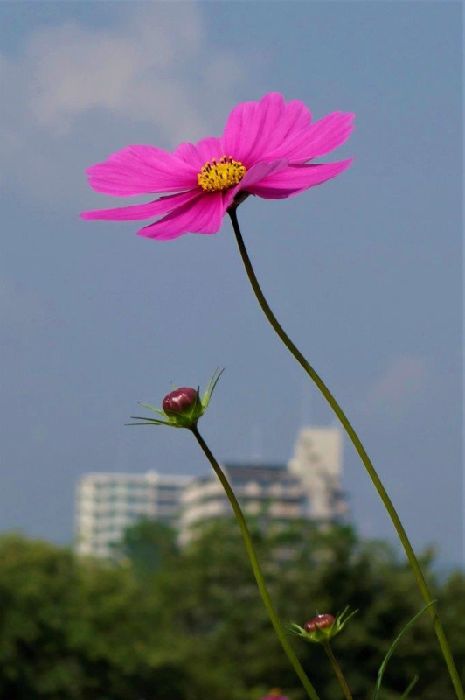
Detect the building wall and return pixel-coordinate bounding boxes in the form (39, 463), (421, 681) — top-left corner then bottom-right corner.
(76, 471), (190, 557)
(179, 463), (308, 545)
(75, 426), (347, 556)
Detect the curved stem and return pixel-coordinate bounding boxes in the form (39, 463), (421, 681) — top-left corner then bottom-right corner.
(190, 425), (321, 700)
(228, 208), (464, 700)
(322, 641), (353, 700)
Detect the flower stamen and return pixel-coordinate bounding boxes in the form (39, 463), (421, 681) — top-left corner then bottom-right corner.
(198, 156), (246, 192)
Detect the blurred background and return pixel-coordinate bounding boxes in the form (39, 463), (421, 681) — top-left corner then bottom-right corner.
(0, 1), (462, 698)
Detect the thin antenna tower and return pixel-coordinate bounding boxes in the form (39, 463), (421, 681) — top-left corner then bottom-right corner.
(300, 380), (313, 427)
(251, 425), (263, 463)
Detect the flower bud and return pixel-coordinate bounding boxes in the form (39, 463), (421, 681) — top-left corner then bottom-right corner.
(163, 387), (199, 416)
(290, 605), (357, 644)
(304, 613), (335, 633)
(261, 691), (288, 700)
(128, 369), (224, 430)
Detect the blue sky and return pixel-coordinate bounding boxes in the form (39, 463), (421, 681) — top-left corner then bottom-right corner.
(0, 1), (462, 566)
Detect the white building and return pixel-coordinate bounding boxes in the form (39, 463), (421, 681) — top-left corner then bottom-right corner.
(288, 426), (347, 520)
(75, 426), (346, 556)
(76, 471), (190, 557)
(180, 463), (307, 544)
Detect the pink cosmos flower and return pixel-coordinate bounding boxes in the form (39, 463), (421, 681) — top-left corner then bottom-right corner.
(81, 92), (354, 241)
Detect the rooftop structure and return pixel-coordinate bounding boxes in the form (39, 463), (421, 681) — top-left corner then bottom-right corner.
(179, 462), (307, 544)
(288, 426), (347, 520)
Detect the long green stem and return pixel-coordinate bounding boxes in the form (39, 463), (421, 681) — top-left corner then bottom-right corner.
(190, 425), (320, 700)
(322, 641), (353, 700)
(228, 208), (464, 700)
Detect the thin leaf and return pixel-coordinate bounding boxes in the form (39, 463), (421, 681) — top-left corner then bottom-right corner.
(202, 367), (225, 406)
(139, 402), (166, 417)
(401, 675), (419, 699)
(338, 605), (358, 629)
(127, 415), (172, 426)
(373, 601), (436, 700)
(126, 421), (175, 427)
(129, 415), (163, 422)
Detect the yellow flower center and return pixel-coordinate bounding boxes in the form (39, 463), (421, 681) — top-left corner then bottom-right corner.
(197, 156), (246, 192)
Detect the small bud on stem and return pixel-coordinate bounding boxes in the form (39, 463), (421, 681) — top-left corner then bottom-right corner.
(291, 606), (357, 644)
(127, 369), (224, 430)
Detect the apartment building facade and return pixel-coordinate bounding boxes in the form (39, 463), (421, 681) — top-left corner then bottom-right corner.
(75, 426), (346, 556)
(179, 462), (307, 543)
(76, 470), (190, 557)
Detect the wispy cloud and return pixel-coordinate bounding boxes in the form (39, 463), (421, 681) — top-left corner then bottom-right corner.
(360, 355), (429, 420)
(0, 4), (246, 200)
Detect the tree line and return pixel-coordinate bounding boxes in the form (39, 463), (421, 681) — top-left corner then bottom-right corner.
(0, 519), (463, 699)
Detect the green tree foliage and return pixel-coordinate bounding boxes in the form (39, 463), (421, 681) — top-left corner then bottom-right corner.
(0, 533), (187, 700)
(0, 522), (463, 699)
(113, 519), (178, 580)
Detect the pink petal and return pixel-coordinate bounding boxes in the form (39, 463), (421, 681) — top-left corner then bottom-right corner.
(222, 93), (312, 165)
(174, 136), (224, 169)
(219, 160), (289, 211)
(247, 159), (353, 199)
(239, 159), (289, 189)
(266, 112), (355, 163)
(80, 190), (199, 221)
(138, 192), (226, 241)
(86, 145), (198, 196)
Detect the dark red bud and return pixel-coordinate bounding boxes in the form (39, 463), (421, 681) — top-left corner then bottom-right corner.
(162, 387), (199, 416)
(304, 613), (335, 633)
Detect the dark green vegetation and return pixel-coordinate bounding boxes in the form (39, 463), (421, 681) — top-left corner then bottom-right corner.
(0, 520), (463, 700)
